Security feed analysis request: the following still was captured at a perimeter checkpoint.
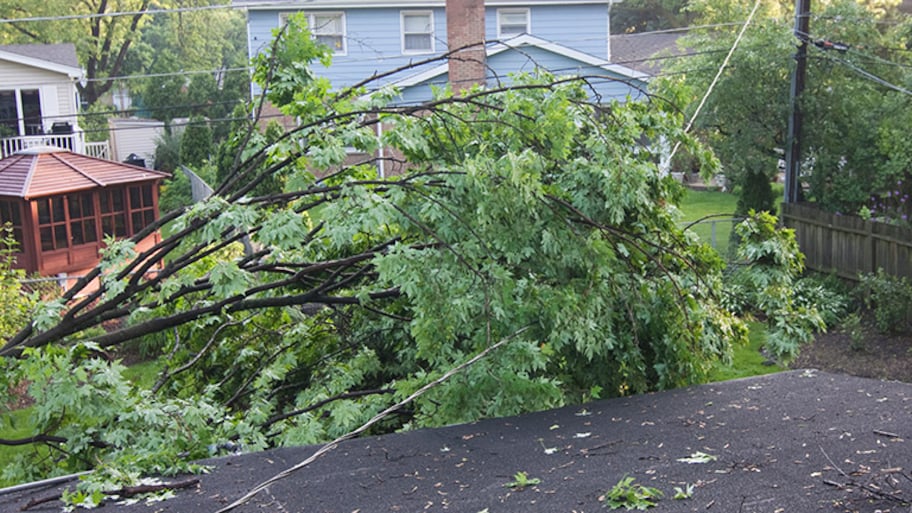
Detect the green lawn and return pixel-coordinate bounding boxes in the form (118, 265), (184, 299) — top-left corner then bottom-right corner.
(677, 190), (783, 383)
(121, 358), (164, 389)
(677, 188), (739, 257)
(707, 321), (784, 383)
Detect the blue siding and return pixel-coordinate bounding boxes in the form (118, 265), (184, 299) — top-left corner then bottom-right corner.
(526, 5), (608, 59)
(486, 46), (643, 101)
(248, 7), (449, 92)
(484, 5), (608, 59)
(396, 46), (645, 105)
(247, 3), (612, 94)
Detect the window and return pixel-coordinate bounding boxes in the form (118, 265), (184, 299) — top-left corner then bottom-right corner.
(21, 90), (42, 135)
(37, 197), (68, 251)
(280, 12), (346, 54)
(0, 89), (42, 137)
(100, 188), (127, 238)
(128, 185), (156, 234)
(0, 199), (24, 251)
(311, 13), (346, 53)
(0, 92), (17, 137)
(67, 192), (97, 246)
(32, 186), (157, 253)
(497, 8), (529, 38)
(401, 11), (434, 54)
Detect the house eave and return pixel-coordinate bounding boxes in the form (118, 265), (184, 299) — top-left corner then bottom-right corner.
(387, 34), (648, 92)
(0, 50), (83, 80)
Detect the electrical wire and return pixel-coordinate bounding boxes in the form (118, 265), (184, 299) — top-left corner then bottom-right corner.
(817, 53), (912, 96)
(666, 0), (763, 164)
(0, 3), (236, 24)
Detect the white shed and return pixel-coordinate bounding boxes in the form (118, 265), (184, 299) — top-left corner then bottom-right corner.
(108, 117), (166, 168)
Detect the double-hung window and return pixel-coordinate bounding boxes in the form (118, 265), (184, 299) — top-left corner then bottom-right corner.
(497, 8), (530, 38)
(280, 12), (346, 54)
(401, 11), (434, 54)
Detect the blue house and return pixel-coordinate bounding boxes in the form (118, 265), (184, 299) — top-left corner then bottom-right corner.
(234, 0), (651, 104)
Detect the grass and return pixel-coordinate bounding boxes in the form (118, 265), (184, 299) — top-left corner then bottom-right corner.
(677, 188), (739, 257)
(707, 321), (784, 382)
(679, 189), (738, 257)
(121, 358), (164, 389)
(676, 189), (786, 383)
(677, 184), (787, 257)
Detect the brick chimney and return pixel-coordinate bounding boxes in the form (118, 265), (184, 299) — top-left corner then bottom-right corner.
(446, 0), (486, 94)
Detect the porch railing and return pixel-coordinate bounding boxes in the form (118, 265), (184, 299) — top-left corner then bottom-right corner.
(0, 132), (111, 160)
(85, 141), (110, 160)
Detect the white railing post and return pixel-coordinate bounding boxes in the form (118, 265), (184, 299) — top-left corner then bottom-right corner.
(0, 133), (110, 160)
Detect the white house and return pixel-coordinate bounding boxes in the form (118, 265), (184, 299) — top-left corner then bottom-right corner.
(0, 43), (108, 159)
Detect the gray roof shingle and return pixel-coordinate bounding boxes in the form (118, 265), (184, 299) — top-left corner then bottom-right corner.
(0, 43), (80, 69)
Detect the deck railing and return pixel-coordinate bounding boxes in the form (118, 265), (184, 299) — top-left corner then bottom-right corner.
(0, 132), (111, 160)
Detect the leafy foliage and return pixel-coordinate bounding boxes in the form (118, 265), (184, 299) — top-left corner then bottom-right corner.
(657, 0), (912, 219)
(858, 269), (912, 334)
(179, 116), (214, 168)
(726, 211), (825, 358)
(1, 342), (263, 500)
(0, 17), (821, 503)
(0, 0), (246, 109)
(672, 483), (695, 500)
(504, 471), (541, 489)
(601, 476), (664, 510)
(0, 225), (36, 341)
(610, 0), (693, 34)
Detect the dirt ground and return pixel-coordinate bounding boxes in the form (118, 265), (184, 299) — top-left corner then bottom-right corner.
(791, 322), (912, 383)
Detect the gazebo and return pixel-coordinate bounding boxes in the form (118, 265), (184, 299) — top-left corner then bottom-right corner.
(0, 147), (168, 288)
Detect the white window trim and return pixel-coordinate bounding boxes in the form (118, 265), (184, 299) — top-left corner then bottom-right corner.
(400, 10), (435, 55)
(0, 88), (46, 136)
(278, 11), (348, 56)
(496, 8), (530, 39)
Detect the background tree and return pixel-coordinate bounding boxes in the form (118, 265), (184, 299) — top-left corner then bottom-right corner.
(610, 0), (693, 34)
(654, 0), (793, 213)
(658, 0), (912, 219)
(179, 115), (213, 168)
(124, 6), (249, 127)
(0, 0), (246, 110)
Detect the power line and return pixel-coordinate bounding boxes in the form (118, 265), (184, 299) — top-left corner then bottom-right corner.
(816, 53), (912, 96)
(84, 66), (250, 83)
(669, 0), (763, 165)
(0, 3), (237, 25)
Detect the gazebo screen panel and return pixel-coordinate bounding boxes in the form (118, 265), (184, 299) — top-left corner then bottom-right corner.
(100, 188), (128, 238)
(37, 197), (67, 251)
(67, 191), (97, 246)
(129, 184), (155, 233)
(0, 198), (23, 249)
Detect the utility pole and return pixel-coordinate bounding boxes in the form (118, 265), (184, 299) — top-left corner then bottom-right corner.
(784, 0), (811, 204)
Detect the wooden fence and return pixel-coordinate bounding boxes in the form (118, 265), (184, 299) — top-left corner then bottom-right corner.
(780, 202), (912, 280)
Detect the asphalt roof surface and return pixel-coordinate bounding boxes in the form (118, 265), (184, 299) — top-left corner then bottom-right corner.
(3, 370), (911, 513)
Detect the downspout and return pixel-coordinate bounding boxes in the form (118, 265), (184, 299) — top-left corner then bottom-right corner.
(607, 0), (613, 61)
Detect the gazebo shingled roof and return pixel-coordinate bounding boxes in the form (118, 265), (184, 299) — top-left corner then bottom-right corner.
(0, 146), (168, 199)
